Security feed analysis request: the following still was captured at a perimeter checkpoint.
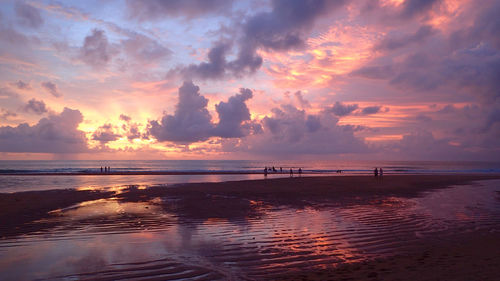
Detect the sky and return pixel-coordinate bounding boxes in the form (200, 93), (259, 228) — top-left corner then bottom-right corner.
(0, 0), (499, 160)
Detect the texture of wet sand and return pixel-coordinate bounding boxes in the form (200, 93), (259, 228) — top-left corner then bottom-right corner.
(1, 174), (499, 280)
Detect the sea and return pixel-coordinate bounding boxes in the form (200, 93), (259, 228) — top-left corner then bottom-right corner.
(0, 160), (499, 193)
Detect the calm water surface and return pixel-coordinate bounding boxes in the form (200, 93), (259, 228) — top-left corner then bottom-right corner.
(0, 180), (498, 280)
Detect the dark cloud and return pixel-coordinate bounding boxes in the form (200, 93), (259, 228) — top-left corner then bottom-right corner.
(149, 81), (213, 143)
(180, 43), (230, 80)
(92, 124), (121, 144)
(361, 106), (382, 115)
(15, 2), (43, 28)
(326, 102), (359, 116)
(119, 114), (131, 122)
(80, 29), (113, 69)
(177, 0), (346, 79)
(375, 25), (435, 51)
(350, 65), (394, 80)
(0, 108), (88, 153)
(126, 0), (233, 20)
(400, 0), (440, 19)
(231, 103), (368, 156)
(24, 98), (48, 115)
(12, 80), (31, 90)
(41, 81), (61, 97)
(149, 82), (256, 143)
(213, 88), (253, 138)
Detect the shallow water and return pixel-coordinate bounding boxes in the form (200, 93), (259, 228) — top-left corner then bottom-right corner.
(0, 180), (499, 280)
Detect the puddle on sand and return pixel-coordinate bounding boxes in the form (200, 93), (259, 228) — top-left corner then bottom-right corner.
(0, 180), (499, 280)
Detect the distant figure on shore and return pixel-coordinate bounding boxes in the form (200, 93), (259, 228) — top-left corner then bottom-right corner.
(380, 168), (383, 176)
(108, 166), (110, 173)
(290, 168), (293, 177)
(280, 167), (283, 173)
(336, 169), (342, 173)
(264, 167), (268, 177)
(374, 168), (378, 177)
(104, 166), (107, 173)
(272, 166), (277, 173)
(298, 168), (302, 176)
(100, 166), (103, 173)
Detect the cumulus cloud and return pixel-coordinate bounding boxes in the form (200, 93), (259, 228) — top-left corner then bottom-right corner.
(92, 124), (121, 144)
(119, 114), (131, 122)
(213, 88), (253, 138)
(80, 29), (113, 69)
(41, 81), (61, 97)
(0, 108), (88, 153)
(149, 81), (213, 143)
(229, 103), (368, 156)
(15, 2), (43, 28)
(149, 81), (256, 143)
(24, 98), (48, 115)
(126, 0), (233, 20)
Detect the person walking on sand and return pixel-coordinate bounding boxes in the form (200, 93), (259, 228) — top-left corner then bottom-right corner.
(374, 167), (378, 177)
(380, 168), (383, 177)
(290, 168), (293, 177)
(298, 168), (302, 177)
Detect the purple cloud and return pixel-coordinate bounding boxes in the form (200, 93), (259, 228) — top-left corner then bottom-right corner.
(15, 2), (43, 28)
(0, 108), (88, 153)
(12, 80), (31, 90)
(80, 29), (113, 69)
(326, 102), (359, 116)
(213, 88), (253, 138)
(24, 98), (48, 115)
(92, 124), (121, 144)
(41, 81), (61, 97)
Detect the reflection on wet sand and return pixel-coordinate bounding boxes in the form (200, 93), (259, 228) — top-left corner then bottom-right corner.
(0, 176), (499, 280)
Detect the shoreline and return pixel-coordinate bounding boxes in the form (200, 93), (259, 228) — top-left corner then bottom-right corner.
(1, 174), (499, 280)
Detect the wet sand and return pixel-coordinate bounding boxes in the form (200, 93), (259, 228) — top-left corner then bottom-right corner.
(1, 174), (499, 280)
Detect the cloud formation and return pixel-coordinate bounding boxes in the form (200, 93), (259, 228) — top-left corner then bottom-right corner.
(0, 108), (88, 153)
(24, 98), (48, 115)
(80, 29), (113, 69)
(41, 81), (61, 98)
(149, 81), (256, 143)
(15, 2), (43, 28)
(92, 124), (121, 144)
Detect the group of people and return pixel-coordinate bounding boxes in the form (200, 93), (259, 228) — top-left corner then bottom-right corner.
(264, 166), (302, 177)
(100, 166), (111, 173)
(374, 167), (384, 177)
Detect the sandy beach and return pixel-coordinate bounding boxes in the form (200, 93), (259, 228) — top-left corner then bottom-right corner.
(1, 174), (499, 280)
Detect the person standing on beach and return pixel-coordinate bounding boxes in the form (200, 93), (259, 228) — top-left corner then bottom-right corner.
(100, 166), (103, 173)
(374, 168), (378, 177)
(380, 168), (383, 176)
(264, 167), (268, 177)
(290, 168), (293, 177)
(280, 167), (283, 173)
(298, 168), (302, 177)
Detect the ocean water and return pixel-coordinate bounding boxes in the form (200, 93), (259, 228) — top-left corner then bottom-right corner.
(0, 160), (499, 193)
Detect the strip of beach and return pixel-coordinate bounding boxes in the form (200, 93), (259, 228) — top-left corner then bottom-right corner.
(1, 174), (499, 280)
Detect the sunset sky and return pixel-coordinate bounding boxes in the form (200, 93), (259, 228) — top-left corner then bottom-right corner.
(0, 0), (499, 160)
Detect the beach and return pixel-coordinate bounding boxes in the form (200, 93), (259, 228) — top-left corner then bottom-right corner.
(1, 175), (499, 280)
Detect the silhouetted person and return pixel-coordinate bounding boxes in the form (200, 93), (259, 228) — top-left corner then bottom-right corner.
(272, 166), (277, 173)
(264, 167), (268, 177)
(280, 167), (283, 173)
(380, 168), (383, 176)
(290, 168), (293, 177)
(374, 167), (378, 177)
(100, 166), (103, 173)
(298, 168), (302, 176)
(107, 166), (110, 173)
